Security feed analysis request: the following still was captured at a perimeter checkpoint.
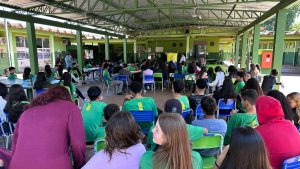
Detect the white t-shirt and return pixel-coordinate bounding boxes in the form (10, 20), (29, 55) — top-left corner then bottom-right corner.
(180, 55), (186, 63)
(0, 96), (7, 122)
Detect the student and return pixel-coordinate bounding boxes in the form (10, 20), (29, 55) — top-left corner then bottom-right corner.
(22, 67), (34, 80)
(81, 86), (106, 143)
(0, 83), (7, 122)
(256, 96), (300, 169)
(45, 64), (55, 80)
(233, 71), (245, 95)
(241, 78), (264, 96)
(173, 80), (190, 111)
(7, 67), (17, 80)
(119, 63), (132, 84)
(123, 81), (158, 116)
(82, 111), (145, 169)
(208, 66), (225, 91)
(33, 72), (53, 90)
(192, 96), (227, 135)
(267, 90), (294, 122)
(4, 84), (29, 125)
(192, 96), (227, 156)
(102, 63), (123, 95)
(224, 89), (259, 145)
(147, 99), (207, 151)
(70, 62), (82, 79)
(214, 126), (271, 169)
(85, 62), (93, 68)
(250, 63), (260, 79)
(243, 71), (251, 83)
(286, 92), (300, 130)
(54, 64), (63, 79)
(140, 113), (203, 169)
(212, 78), (236, 104)
(188, 79), (207, 112)
(9, 86), (86, 169)
(60, 72), (85, 100)
(261, 69), (283, 94)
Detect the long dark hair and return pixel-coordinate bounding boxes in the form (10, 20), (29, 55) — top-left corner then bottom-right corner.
(242, 78), (263, 96)
(4, 84), (28, 123)
(104, 111), (143, 161)
(267, 90), (294, 121)
(220, 126), (271, 169)
(23, 67), (31, 80)
(44, 65), (52, 78)
(33, 72), (47, 90)
(218, 78), (236, 103)
(60, 72), (72, 89)
(154, 113), (193, 169)
(30, 86), (72, 108)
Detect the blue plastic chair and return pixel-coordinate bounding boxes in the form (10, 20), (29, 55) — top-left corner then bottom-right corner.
(174, 73), (185, 80)
(282, 155), (300, 169)
(130, 110), (154, 135)
(35, 88), (48, 96)
(195, 105), (205, 119)
(182, 109), (192, 119)
(117, 75), (129, 93)
(143, 75), (155, 93)
(217, 99), (236, 118)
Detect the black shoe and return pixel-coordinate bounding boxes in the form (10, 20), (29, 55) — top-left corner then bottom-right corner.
(117, 92), (123, 95)
(82, 82), (86, 84)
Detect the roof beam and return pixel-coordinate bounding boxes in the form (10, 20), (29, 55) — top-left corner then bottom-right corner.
(0, 9), (125, 38)
(238, 0), (298, 34)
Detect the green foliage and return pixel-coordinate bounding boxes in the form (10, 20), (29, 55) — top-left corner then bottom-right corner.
(262, 6), (300, 31)
(291, 22), (300, 31)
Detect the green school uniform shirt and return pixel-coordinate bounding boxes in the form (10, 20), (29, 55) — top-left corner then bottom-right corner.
(123, 97), (158, 116)
(85, 64), (93, 68)
(140, 151), (203, 169)
(177, 95), (190, 111)
(233, 81), (245, 95)
(147, 124), (204, 150)
(128, 65), (136, 71)
(81, 101), (107, 142)
(7, 73), (17, 80)
(224, 113), (258, 145)
(103, 69), (112, 83)
(94, 126), (105, 140)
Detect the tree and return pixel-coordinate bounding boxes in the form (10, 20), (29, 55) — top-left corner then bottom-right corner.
(290, 22), (300, 31)
(262, 6), (300, 31)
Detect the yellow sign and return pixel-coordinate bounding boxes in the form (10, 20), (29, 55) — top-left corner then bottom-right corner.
(167, 53), (178, 62)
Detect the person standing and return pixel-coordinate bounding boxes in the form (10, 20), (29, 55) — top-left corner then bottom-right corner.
(65, 53), (73, 70)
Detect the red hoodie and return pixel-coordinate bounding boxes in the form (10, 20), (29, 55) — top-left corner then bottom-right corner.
(256, 96), (300, 169)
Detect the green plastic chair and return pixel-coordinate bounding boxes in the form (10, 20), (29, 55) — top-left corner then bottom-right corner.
(94, 138), (106, 153)
(192, 133), (224, 169)
(153, 73), (163, 91)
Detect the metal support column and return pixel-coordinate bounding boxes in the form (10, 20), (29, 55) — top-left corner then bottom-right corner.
(76, 30), (83, 71)
(123, 38), (127, 63)
(105, 35), (109, 60)
(252, 24), (260, 64)
(133, 39), (137, 62)
(186, 35), (190, 59)
(234, 35), (240, 67)
(241, 31), (249, 68)
(26, 21), (38, 74)
(272, 9), (287, 82)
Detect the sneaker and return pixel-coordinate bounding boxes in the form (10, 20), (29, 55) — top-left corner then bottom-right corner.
(144, 90), (147, 93)
(117, 92), (123, 95)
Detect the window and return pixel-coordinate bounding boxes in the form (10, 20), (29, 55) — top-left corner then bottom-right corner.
(16, 36), (27, 47)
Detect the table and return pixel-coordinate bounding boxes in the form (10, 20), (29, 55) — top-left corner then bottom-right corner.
(83, 67), (102, 82)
